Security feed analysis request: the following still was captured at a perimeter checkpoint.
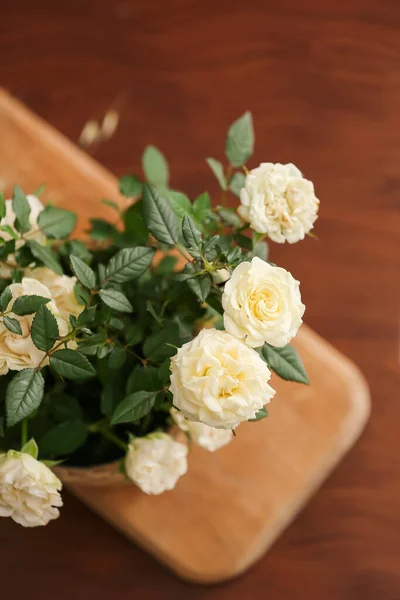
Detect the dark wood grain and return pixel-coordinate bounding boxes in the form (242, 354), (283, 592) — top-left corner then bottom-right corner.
(0, 0), (399, 598)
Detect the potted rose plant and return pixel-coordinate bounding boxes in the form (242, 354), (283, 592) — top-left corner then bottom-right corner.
(0, 113), (319, 527)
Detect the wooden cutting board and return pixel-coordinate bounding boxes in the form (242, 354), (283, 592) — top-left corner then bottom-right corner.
(0, 89), (371, 583)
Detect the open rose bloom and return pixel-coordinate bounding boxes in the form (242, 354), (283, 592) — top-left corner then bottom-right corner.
(0, 112), (315, 526)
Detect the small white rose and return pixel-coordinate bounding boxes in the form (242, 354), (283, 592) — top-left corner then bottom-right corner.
(0, 195), (46, 279)
(238, 163), (319, 243)
(24, 267), (83, 321)
(170, 328), (275, 429)
(125, 433), (188, 495)
(0, 278), (70, 374)
(0, 450), (62, 527)
(171, 408), (233, 452)
(222, 257), (305, 348)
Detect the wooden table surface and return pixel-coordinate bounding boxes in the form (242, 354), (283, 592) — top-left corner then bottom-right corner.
(0, 1), (399, 598)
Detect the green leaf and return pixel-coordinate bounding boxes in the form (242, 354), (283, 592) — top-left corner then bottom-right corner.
(0, 286), (12, 312)
(33, 183), (46, 197)
(28, 240), (63, 275)
(89, 218), (118, 241)
(262, 343), (309, 384)
(0, 192), (5, 220)
(100, 380), (124, 417)
(252, 241), (269, 261)
(229, 171), (246, 197)
(119, 174), (143, 198)
(123, 200), (149, 245)
(142, 184), (181, 246)
(155, 255), (178, 275)
(126, 365), (162, 394)
(99, 289), (133, 313)
(182, 214), (202, 249)
(50, 349), (96, 380)
(146, 300), (163, 325)
(225, 111), (254, 167)
(12, 186), (31, 233)
(143, 323), (180, 362)
(21, 438), (39, 459)
(111, 391), (156, 425)
(108, 347), (127, 369)
(192, 192), (211, 223)
(58, 239), (92, 262)
(105, 246), (155, 283)
(31, 305), (59, 352)
(40, 420), (88, 456)
(0, 224), (18, 239)
(37, 205), (77, 239)
(3, 316), (22, 335)
(166, 191), (192, 218)
(6, 369), (45, 427)
(12, 294), (51, 316)
(101, 198), (120, 212)
(249, 407), (268, 422)
(217, 207), (242, 228)
(49, 393), (83, 422)
(187, 274), (211, 302)
(70, 255), (96, 289)
(142, 145), (169, 188)
(0, 417), (3, 437)
(77, 306), (96, 326)
(74, 283), (90, 305)
(206, 158), (227, 190)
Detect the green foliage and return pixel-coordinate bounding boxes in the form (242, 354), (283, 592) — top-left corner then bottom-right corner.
(206, 158), (227, 190)
(6, 369), (45, 427)
(142, 184), (180, 246)
(261, 344), (309, 384)
(50, 349), (96, 380)
(0, 287), (12, 312)
(12, 186), (31, 233)
(105, 246), (155, 283)
(31, 305), (59, 352)
(0, 192), (5, 220)
(3, 316), (23, 335)
(70, 255), (96, 289)
(12, 295), (51, 316)
(142, 145), (169, 188)
(99, 288), (133, 313)
(0, 115), (310, 472)
(40, 420), (88, 457)
(21, 438), (39, 459)
(38, 206), (77, 239)
(119, 175), (143, 198)
(225, 111), (254, 167)
(28, 240), (63, 275)
(111, 391), (157, 425)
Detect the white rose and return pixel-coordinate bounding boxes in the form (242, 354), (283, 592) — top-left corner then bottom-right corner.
(238, 163), (319, 243)
(125, 433), (188, 495)
(0, 450), (62, 527)
(170, 328), (275, 429)
(0, 277), (70, 374)
(171, 407), (233, 452)
(0, 195), (46, 279)
(222, 257), (304, 348)
(24, 267), (83, 321)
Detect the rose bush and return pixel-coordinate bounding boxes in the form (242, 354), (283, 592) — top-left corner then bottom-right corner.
(0, 112), (314, 526)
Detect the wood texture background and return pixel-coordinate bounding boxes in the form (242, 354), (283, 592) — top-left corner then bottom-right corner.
(0, 0), (399, 598)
